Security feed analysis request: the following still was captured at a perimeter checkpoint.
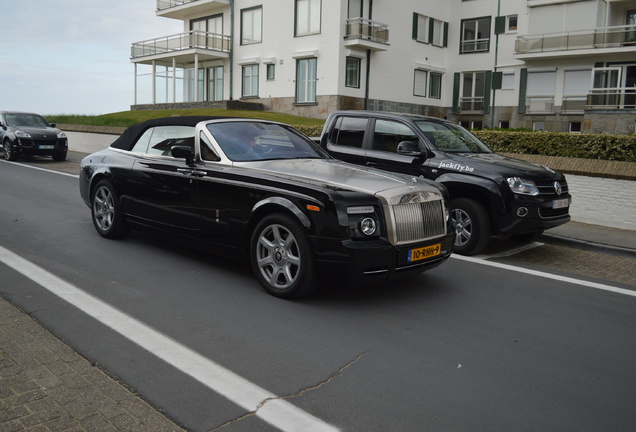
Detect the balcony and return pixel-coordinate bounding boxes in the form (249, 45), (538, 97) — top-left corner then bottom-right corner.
(344, 18), (389, 51)
(131, 30), (230, 64)
(459, 97), (484, 113)
(526, 96), (555, 114)
(515, 25), (636, 58)
(156, 0), (229, 20)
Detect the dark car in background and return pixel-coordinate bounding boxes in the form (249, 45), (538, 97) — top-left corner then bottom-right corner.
(79, 117), (455, 298)
(318, 111), (571, 255)
(0, 111), (68, 161)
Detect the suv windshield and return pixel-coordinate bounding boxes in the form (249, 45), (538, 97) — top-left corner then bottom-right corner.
(5, 114), (50, 128)
(414, 120), (492, 154)
(207, 122), (329, 162)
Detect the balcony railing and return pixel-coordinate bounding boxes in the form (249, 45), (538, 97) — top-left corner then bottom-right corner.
(156, 0), (198, 11)
(131, 30), (230, 59)
(561, 96), (587, 113)
(516, 24), (636, 54)
(587, 88), (636, 110)
(460, 38), (490, 54)
(526, 96), (555, 114)
(345, 18), (389, 44)
(459, 97), (484, 112)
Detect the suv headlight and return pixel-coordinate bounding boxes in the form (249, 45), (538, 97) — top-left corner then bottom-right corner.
(15, 130), (31, 138)
(57, 131), (67, 139)
(507, 177), (539, 196)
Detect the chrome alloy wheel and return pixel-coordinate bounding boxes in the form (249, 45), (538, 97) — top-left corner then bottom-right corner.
(93, 185), (116, 233)
(255, 223), (301, 290)
(451, 207), (473, 247)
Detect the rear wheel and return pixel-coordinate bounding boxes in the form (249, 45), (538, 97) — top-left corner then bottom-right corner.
(250, 213), (318, 299)
(451, 198), (491, 256)
(3, 140), (18, 161)
(91, 180), (129, 239)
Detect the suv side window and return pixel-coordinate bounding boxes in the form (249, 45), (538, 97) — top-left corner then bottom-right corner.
(330, 116), (367, 148)
(372, 119), (419, 153)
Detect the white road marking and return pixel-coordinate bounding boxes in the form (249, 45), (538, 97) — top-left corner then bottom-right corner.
(451, 254), (636, 297)
(0, 245), (339, 432)
(4, 161), (79, 178)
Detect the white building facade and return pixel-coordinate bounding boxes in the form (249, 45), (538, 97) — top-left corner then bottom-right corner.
(131, 0), (636, 134)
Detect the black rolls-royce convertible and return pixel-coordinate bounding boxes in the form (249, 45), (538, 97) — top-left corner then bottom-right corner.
(79, 117), (455, 298)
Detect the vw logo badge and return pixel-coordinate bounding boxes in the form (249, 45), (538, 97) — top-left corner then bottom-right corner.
(554, 181), (562, 195)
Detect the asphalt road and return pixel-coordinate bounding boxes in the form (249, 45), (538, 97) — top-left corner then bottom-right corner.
(1, 157), (635, 431)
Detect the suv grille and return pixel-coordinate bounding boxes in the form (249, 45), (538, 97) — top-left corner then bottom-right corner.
(537, 179), (569, 197)
(391, 200), (447, 245)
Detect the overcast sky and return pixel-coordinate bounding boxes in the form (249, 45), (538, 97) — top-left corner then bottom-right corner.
(1, 0), (182, 115)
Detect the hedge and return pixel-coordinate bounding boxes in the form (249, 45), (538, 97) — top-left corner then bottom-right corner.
(473, 130), (636, 162)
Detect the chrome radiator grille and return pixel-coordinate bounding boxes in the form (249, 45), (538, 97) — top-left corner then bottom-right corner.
(390, 200), (447, 245)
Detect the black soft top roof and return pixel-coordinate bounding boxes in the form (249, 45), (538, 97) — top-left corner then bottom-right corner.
(110, 116), (230, 151)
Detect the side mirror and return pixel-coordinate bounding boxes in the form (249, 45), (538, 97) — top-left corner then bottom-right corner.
(397, 141), (432, 163)
(0, 122), (5, 131)
(171, 145), (195, 166)
(50, 123), (56, 128)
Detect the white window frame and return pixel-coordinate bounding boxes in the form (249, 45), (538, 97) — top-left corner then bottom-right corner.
(242, 64), (259, 97)
(241, 7), (262, 45)
(296, 58), (317, 103)
(345, 57), (360, 88)
(295, 0), (321, 36)
(414, 70), (428, 97)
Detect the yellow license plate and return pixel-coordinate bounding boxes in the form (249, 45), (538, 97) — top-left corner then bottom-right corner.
(407, 243), (441, 262)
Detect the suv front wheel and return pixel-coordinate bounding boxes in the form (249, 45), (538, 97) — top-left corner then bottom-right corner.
(451, 198), (491, 256)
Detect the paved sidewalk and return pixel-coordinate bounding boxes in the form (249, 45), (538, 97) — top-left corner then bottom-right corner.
(0, 297), (185, 432)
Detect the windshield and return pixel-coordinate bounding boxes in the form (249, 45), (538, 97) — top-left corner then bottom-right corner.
(207, 122), (329, 162)
(5, 113), (50, 128)
(414, 120), (492, 154)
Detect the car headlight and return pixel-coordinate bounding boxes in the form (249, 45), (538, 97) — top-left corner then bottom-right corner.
(347, 206), (381, 238)
(57, 131), (67, 139)
(507, 177), (539, 196)
(15, 130), (31, 138)
(360, 217), (377, 236)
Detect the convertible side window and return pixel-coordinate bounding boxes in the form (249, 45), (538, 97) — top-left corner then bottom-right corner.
(130, 128), (154, 153)
(200, 131), (220, 161)
(372, 120), (419, 153)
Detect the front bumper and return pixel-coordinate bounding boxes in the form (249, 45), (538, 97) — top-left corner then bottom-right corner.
(14, 138), (68, 156)
(312, 232), (455, 286)
(498, 194), (572, 237)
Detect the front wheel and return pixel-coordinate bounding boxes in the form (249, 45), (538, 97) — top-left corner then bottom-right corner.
(3, 140), (18, 161)
(91, 180), (129, 239)
(450, 198), (491, 256)
(52, 150), (67, 161)
(250, 214), (318, 299)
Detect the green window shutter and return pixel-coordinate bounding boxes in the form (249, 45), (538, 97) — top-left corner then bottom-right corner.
(452, 73), (461, 114)
(494, 16), (506, 35)
(483, 70), (492, 114)
(443, 22), (449, 47)
(428, 17), (435, 43)
(412, 13), (419, 40)
(492, 71), (503, 90)
(518, 68), (528, 114)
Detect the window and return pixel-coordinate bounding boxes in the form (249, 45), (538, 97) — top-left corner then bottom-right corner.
(562, 69), (590, 112)
(130, 126), (195, 156)
(413, 13), (429, 43)
(461, 71), (486, 111)
(200, 131), (220, 161)
(191, 14), (223, 35)
(348, 0), (362, 19)
(429, 73), (442, 99)
(461, 17), (491, 53)
(295, 0), (321, 36)
(502, 71), (515, 90)
(532, 121), (545, 131)
(569, 122), (582, 133)
(414, 70), (428, 97)
(345, 57), (360, 88)
(296, 58), (317, 103)
(526, 70), (556, 113)
(499, 121), (510, 129)
(208, 66), (224, 101)
(242, 65), (259, 97)
(266, 64), (275, 80)
(241, 7), (262, 44)
(330, 116), (367, 148)
(372, 120), (419, 153)
(431, 19), (445, 46)
(507, 15), (518, 32)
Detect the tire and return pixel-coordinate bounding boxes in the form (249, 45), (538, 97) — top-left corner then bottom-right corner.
(450, 198), (491, 256)
(250, 213), (318, 299)
(91, 180), (129, 239)
(52, 150), (67, 161)
(3, 140), (18, 161)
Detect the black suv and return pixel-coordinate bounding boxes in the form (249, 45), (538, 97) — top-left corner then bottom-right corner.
(0, 111), (68, 162)
(318, 111), (571, 255)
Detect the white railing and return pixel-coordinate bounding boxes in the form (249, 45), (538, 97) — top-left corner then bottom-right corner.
(460, 38), (490, 53)
(131, 30), (230, 58)
(459, 97), (484, 112)
(516, 24), (636, 54)
(587, 88), (636, 110)
(526, 96), (555, 114)
(561, 96), (587, 113)
(156, 0), (199, 11)
(345, 18), (389, 44)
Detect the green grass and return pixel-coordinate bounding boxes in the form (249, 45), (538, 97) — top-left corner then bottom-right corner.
(47, 108), (325, 128)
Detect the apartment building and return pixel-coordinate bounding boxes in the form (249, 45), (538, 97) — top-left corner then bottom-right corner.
(130, 0), (636, 134)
